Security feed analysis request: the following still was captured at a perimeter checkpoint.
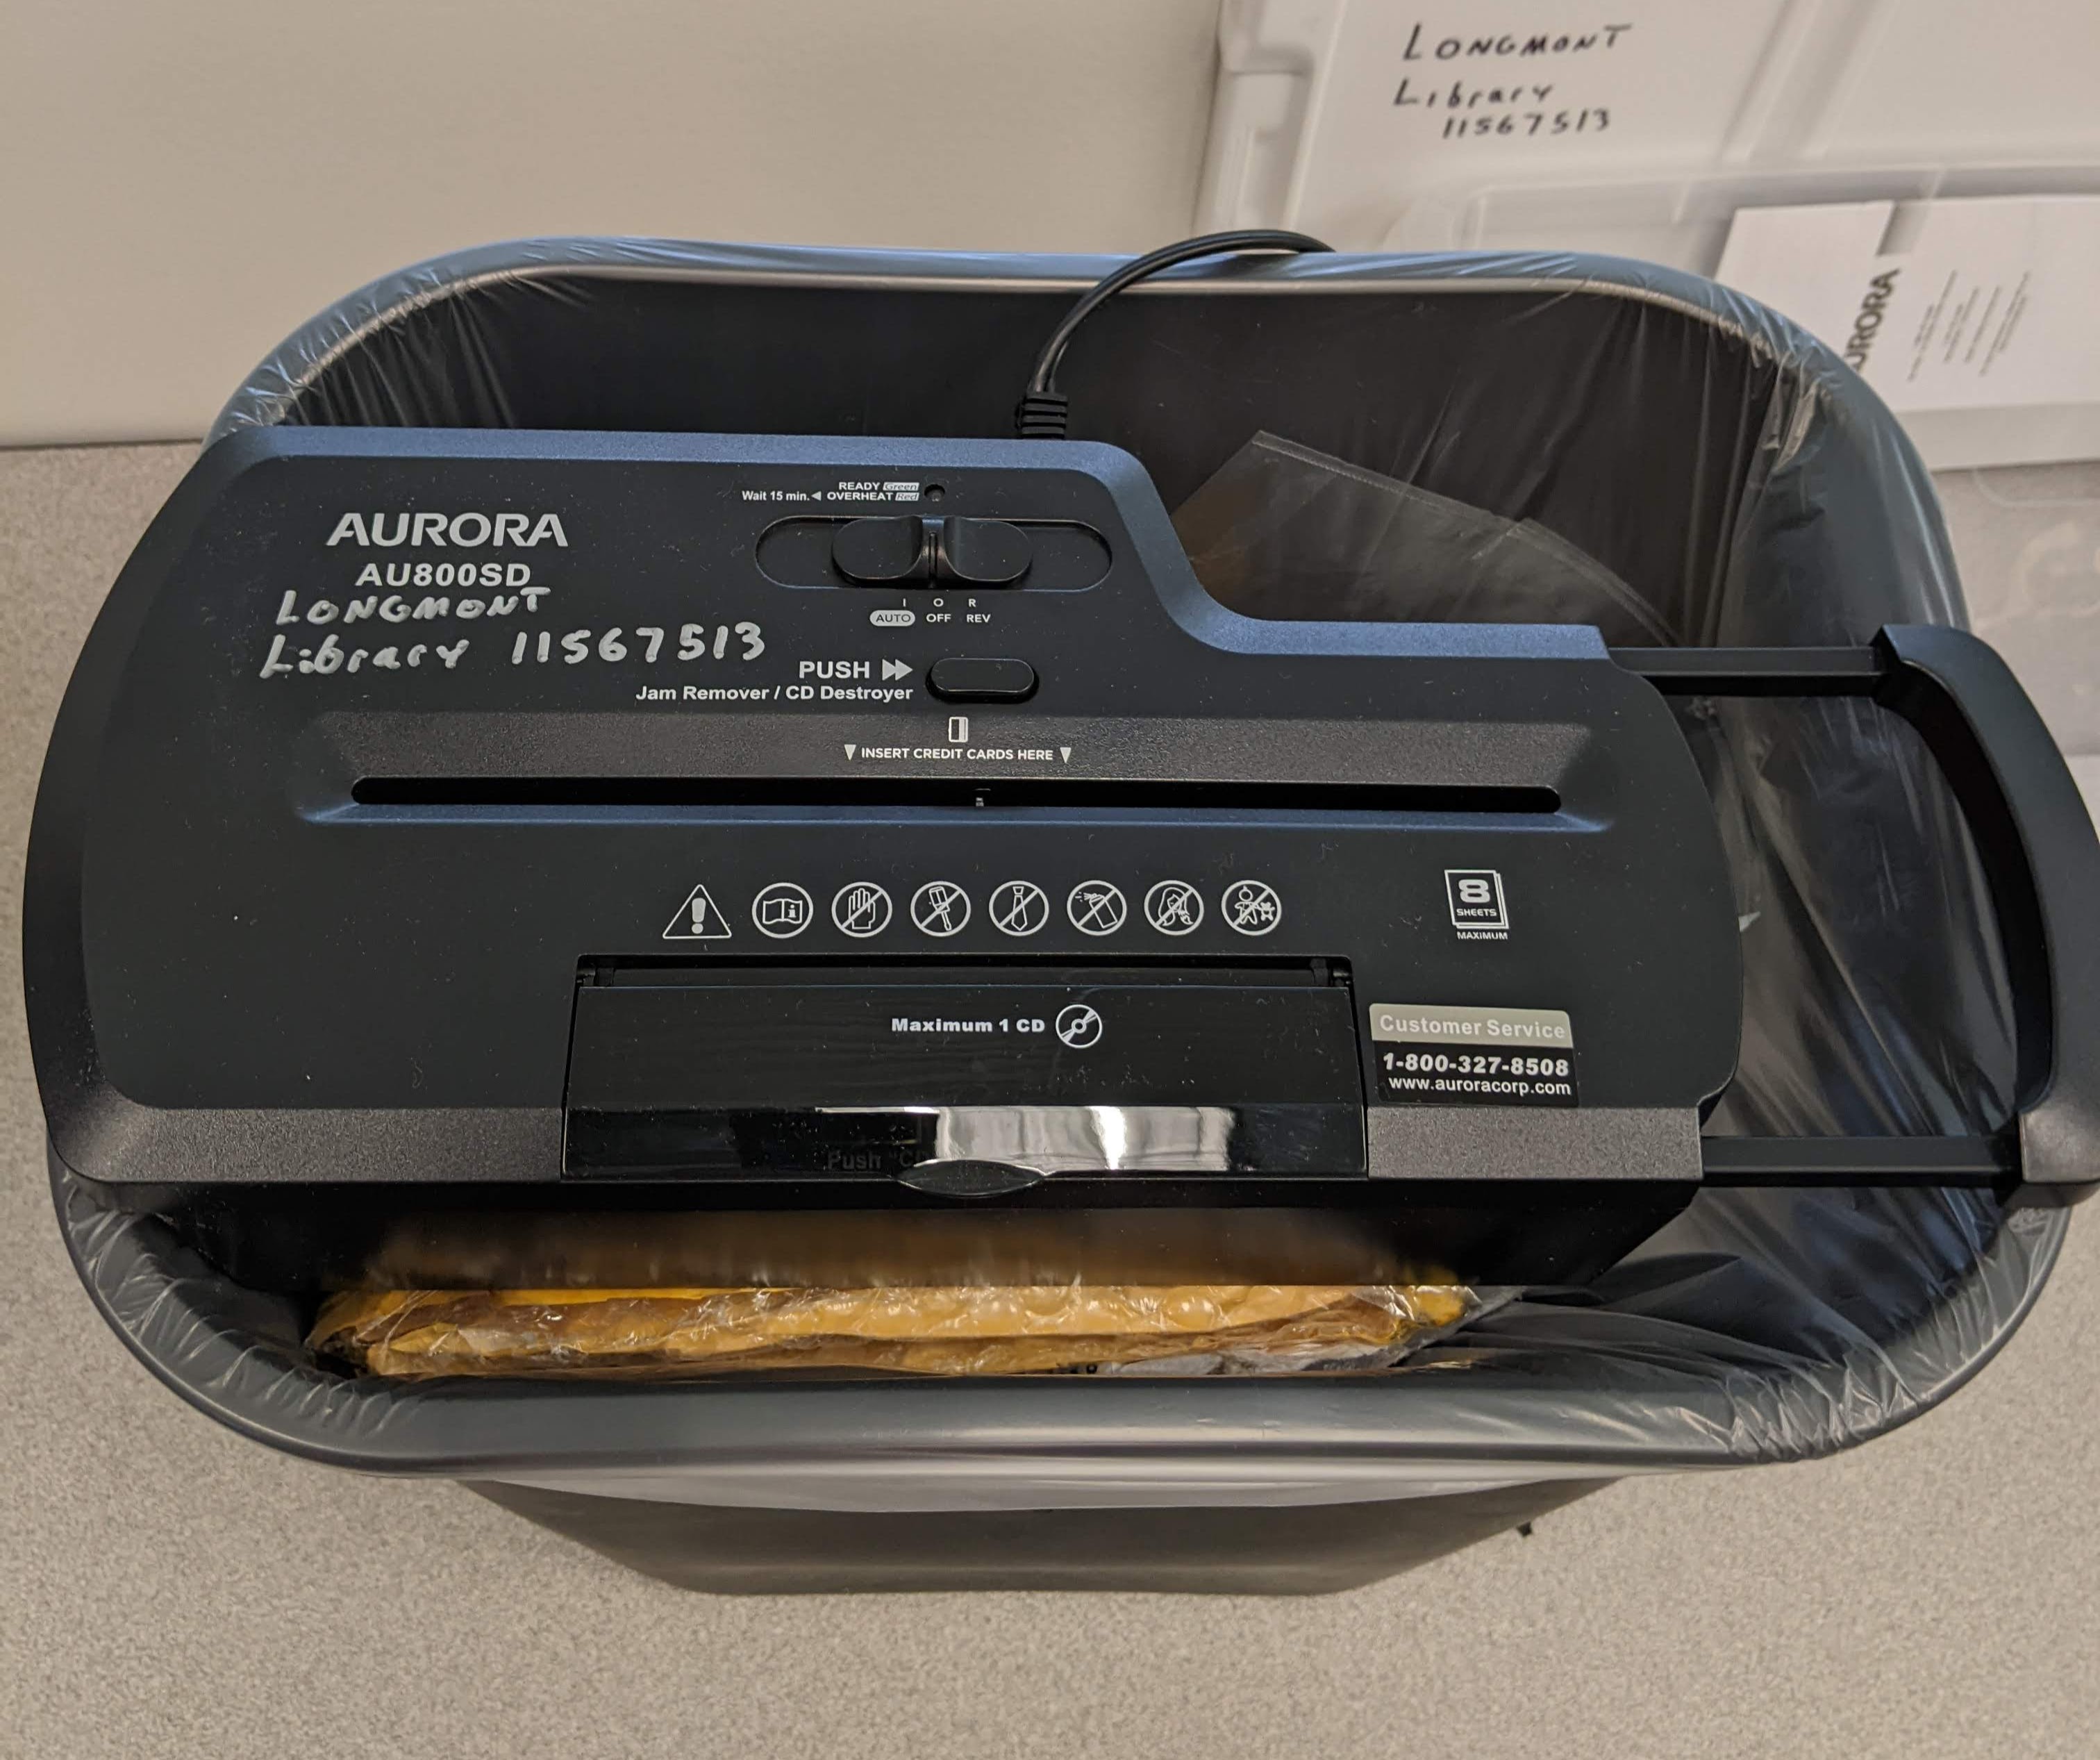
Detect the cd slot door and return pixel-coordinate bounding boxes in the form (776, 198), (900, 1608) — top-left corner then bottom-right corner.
(563, 963), (1367, 1184)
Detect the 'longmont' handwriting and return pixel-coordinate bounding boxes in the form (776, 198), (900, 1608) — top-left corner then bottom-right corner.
(1400, 20), (1633, 65)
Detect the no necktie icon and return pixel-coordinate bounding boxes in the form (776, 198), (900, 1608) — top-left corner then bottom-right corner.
(989, 880), (1049, 937)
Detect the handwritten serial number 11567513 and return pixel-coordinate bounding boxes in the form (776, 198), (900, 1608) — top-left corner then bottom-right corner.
(509, 623), (765, 665)
(1442, 107), (1608, 140)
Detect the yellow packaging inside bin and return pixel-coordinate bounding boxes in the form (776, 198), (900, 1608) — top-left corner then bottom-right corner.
(311, 1283), (1475, 1378)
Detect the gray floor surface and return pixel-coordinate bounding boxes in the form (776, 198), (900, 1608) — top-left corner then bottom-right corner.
(2, 444), (2097, 1759)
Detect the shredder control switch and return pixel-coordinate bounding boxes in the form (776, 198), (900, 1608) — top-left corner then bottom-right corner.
(831, 516), (1031, 586)
(832, 516), (930, 583)
(936, 517), (1031, 586)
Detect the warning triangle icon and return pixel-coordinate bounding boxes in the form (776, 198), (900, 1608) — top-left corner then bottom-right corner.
(662, 883), (733, 941)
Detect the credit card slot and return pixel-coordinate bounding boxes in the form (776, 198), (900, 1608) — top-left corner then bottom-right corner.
(353, 776), (1560, 813)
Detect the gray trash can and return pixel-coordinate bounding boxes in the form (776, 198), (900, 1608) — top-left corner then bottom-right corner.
(44, 238), (2078, 1593)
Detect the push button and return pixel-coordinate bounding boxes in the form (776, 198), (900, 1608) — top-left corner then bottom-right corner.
(833, 517), (930, 584)
(927, 657), (1038, 703)
(937, 517), (1031, 586)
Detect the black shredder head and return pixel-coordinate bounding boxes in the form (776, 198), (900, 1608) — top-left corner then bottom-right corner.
(24, 428), (2100, 1295)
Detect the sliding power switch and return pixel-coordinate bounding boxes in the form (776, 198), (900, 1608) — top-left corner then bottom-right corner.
(937, 517), (1031, 586)
(833, 517), (931, 584)
(927, 657), (1038, 703)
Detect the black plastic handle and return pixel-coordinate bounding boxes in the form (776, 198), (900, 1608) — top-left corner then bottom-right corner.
(1619, 627), (2100, 1201)
(1873, 625), (2100, 1202)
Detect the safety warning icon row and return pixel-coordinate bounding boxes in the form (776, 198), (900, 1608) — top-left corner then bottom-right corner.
(662, 878), (1283, 942)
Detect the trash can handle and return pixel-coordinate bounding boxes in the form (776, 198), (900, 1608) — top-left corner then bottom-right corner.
(1873, 624), (2100, 1201)
(1618, 627), (2099, 1201)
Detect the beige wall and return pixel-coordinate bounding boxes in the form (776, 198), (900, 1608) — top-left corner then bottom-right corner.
(0, 0), (1222, 444)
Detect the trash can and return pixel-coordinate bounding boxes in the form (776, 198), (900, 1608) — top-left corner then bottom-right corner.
(39, 238), (2085, 1593)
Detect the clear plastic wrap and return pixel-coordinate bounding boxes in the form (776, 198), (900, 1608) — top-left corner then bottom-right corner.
(47, 238), (2076, 1534)
(308, 1284), (1478, 1378)
(1172, 430), (1673, 642)
(1946, 464), (2100, 764)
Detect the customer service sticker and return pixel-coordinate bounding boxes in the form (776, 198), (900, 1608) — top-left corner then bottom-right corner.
(1368, 1004), (1577, 1107)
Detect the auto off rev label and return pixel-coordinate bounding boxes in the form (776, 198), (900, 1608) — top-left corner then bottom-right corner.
(1368, 1004), (1577, 1107)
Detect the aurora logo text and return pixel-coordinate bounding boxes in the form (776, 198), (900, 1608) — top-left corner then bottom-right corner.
(325, 511), (569, 548)
(1842, 269), (1900, 371)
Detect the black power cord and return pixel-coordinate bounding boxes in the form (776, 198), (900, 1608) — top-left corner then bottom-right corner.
(1013, 229), (1333, 439)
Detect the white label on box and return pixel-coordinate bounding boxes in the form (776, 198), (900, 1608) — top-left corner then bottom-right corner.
(1303, 3), (1788, 188)
(1715, 195), (2100, 413)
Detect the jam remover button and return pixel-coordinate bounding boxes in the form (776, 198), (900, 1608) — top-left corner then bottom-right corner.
(926, 657), (1038, 702)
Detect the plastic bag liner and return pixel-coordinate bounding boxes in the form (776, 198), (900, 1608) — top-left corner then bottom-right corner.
(1173, 430), (1676, 642)
(50, 240), (2078, 1572)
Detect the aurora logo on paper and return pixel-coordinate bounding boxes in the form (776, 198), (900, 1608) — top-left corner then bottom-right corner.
(1842, 269), (1901, 371)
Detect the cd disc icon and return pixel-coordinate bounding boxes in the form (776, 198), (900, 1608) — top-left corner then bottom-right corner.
(1055, 1003), (1103, 1049)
